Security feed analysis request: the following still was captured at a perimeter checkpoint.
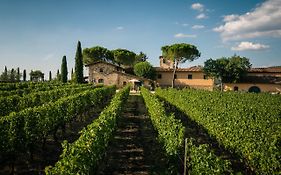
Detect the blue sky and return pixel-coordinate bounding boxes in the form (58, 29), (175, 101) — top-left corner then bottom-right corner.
(0, 0), (280, 79)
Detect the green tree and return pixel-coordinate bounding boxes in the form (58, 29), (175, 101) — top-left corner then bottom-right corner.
(0, 66), (8, 82)
(112, 49), (136, 67)
(30, 70), (44, 82)
(75, 41), (84, 83)
(61, 55), (68, 83)
(16, 67), (20, 82)
(83, 46), (114, 64)
(161, 43), (200, 88)
(134, 61), (156, 80)
(23, 69), (26, 81)
(49, 71), (52, 81)
(56, 69), (61, 81)
(10, 68), (15, 82)
(135, 51), (148, 63)
(71, 68), (74, 81)
(203, 55), (251, 85)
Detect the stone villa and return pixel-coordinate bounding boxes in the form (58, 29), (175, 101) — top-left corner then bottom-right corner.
(85, 57), (281, 93)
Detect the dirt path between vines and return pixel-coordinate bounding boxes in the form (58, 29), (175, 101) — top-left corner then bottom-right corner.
(97, 94), (171, 175)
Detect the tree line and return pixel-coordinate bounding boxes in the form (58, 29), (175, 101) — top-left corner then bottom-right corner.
(0, 41), (252, 86)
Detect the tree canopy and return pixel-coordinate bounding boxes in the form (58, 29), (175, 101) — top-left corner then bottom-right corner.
(203, 55), (251, 83)
(133, 61), (156, 80)
(83, 46), (114, 64)
(161, 43), (201, 87)
(112, 49), (136, 67)
(30, 70), (44, 82)
(0, 67), (21, 82)
(135, 51), (148, 63)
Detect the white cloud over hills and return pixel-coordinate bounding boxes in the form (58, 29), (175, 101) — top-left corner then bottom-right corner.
(214, 0), (281, 41)
(231, 41), (270, 51)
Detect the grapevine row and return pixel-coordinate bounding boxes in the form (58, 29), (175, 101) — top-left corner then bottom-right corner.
(45, 86), (130, 175)
(0, 85), (95, 117)
(142, 88), (232, 174)
(156, 88), (281, 174)
(0, 86), (116, 161)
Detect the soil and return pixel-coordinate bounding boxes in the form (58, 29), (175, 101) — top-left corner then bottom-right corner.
(96, 94), (172, 175)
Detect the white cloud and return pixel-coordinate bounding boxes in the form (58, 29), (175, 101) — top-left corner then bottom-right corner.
(174, 33), (197, 38)
(192, 25), (205, 29)
(191, 3), (204, 12)
(182, 23), (189, 27)
(116, 26), (124, 30)
(214, 0), (281, 41)
(196, 13), (208, 19)
(231, 41), (270, 51)
(223, 14), (239, 22)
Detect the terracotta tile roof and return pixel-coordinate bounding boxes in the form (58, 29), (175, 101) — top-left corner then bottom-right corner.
(248, 67), (281, 73)
(155, 66), (203, 72)
(239, 76), (281, 84)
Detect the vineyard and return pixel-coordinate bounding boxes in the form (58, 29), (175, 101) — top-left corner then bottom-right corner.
(0, 82), (280, 174)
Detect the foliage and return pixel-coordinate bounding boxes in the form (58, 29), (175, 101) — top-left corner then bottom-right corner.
(133, 61), (156, 80)
(161, 43), (200, 87)
(83, 46), (114, 64)
(156, 88), (281, 174)
(23, 69), (26, 81)
(74, 41), (84, 83)
(0, 83), (90, 97)
(61, 55), (68, 83)
(135, 51), (148, 63)
(0, 86), (116, 160)
(203, 55), (251, 83)
(0, 85), (92, 117)
(49, 71), (52, 81)
(30, 70), (44, 82)
(0, 67), (21, 82)
(141, 87), (185, 156)
(45, 86), (130, 175)
(186, 139), (233, 174)
(112, 48), (136, 67)
(16, 67), (20, 82)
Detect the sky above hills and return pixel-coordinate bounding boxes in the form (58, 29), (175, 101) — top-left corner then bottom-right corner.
(0, 0), (280, 78)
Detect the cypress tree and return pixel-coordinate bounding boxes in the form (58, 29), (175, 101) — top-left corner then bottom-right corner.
(71, 68), (74, 81)
(10, 68), (15, 82)
(3, 66), (8, 81)
(23, 69), (26, 81)
(74, 41), (83, 83)
(16, 67), (20, 82)
(49, 71), (52, 81)
(56, 69), (61, 81)
(61, 55), (68, 83)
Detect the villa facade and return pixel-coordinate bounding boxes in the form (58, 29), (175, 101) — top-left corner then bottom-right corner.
(86, 57), (281, 93)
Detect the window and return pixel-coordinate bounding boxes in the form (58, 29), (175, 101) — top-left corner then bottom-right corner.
(99, 68), (103, 72)
(98, 79), (104, 84)
(174, 74), (177, 79)
(188, 74), (192, 79)
(234, 86), (239, 91)
(123, 81), (127, 86)
(248, 86), (261, 93)
(157, 74), (162, 79)
(203, 75), (207, 79)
